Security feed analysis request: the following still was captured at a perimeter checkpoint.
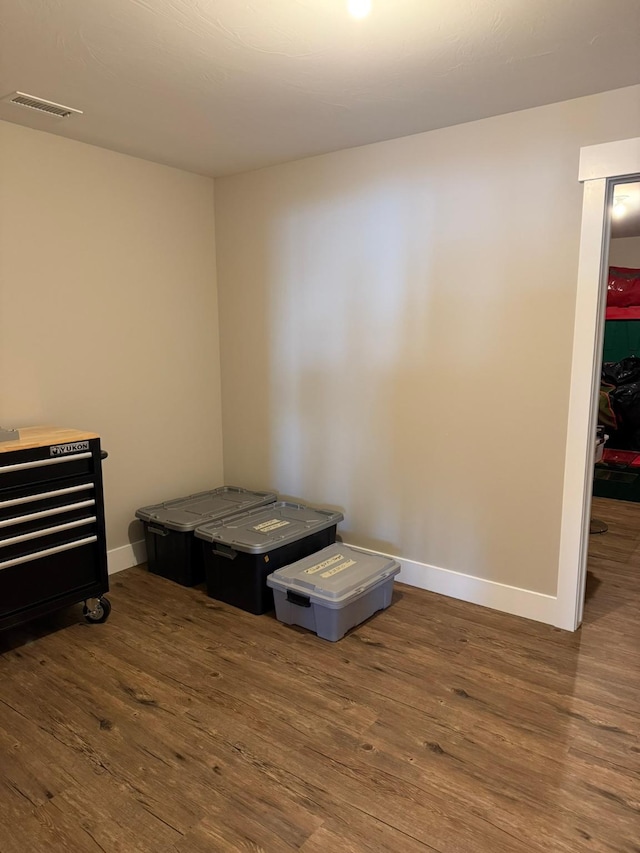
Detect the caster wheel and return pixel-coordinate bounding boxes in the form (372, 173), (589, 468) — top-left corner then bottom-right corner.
(83, 597), (112, 624)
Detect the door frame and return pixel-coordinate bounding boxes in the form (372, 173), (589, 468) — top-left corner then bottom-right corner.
(556, 136), (640, 631)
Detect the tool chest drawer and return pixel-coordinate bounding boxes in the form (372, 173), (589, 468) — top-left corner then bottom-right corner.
(0, 513), (98, 563)
(0, 476), (96, 517)
(0, 450), (94, 491)
(0, 537), (101, 617)
(0, 427), (111, 631)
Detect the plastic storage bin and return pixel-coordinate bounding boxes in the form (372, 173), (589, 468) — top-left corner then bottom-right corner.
(267, 543), (400, 641)
(593, 454), (640, 503)
(195, 501), (344, 614)
(135, 487), (276, 586)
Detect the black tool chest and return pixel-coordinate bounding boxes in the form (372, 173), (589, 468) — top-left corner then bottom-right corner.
(0, 427), (111, 631)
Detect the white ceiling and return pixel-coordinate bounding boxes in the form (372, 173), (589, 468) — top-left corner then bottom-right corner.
(1, 0), (639, 177)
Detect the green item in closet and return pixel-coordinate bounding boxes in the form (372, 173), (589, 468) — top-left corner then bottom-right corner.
(602, 320), (640, 364)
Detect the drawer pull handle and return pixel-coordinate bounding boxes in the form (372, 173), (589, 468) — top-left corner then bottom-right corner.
(0, 499), (96, 529)
(0, 516), (97, 548)
(0, 536), (98, 571)
(0, 452), (92, 474)
(0, 483), (93, 510)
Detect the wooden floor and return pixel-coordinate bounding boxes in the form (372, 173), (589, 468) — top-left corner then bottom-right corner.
(1, 503), (639, 853)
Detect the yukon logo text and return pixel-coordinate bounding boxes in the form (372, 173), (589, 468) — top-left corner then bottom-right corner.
(50, 441), (90, 457)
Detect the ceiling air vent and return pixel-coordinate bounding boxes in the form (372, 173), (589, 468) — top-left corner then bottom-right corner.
(2, 92), (82, 118)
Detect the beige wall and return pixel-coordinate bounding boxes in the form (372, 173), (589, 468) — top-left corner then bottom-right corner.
(0, 121), (223, 553)
(215, 85), (640, 597)
(610, 236), (640, 267)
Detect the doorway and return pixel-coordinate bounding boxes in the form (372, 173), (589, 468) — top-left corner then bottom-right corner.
(557, 137), (640, 631)
(586, 178), (640, 618)
(592, 180), (640, 500)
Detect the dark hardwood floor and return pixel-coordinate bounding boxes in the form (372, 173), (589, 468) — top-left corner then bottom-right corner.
(1, 503), (638, 852)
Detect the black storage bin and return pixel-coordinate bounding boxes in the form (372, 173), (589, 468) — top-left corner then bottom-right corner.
(593, 462), (640, 502)
(195, 501), (344, 614)
(135, 487), (276, 586)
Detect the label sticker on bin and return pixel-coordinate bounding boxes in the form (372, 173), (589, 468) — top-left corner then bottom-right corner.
(320, 559), (356, 578)
(253, 519), (291, 533)
(304, 553), (347, 575)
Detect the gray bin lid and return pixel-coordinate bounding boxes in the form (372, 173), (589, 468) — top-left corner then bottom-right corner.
(135, 486), (277, 532)
(194, 501), (343, 553)
(267, 543), (400, 607)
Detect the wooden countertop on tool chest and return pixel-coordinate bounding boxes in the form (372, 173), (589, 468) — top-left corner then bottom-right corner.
(0, 426), (99, 454)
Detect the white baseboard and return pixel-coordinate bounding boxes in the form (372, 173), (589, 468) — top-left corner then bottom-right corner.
(343, 542), (558, 627)
(107, 538), (558, 627)
(107, 539), (147, 576)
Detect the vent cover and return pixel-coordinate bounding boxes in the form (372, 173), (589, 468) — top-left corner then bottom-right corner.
(2, 92), (82, 118)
